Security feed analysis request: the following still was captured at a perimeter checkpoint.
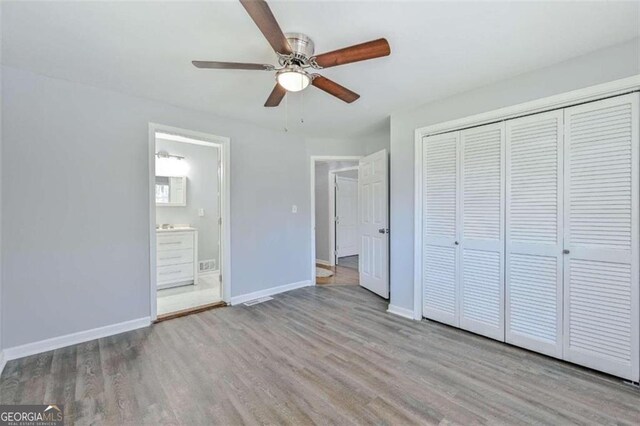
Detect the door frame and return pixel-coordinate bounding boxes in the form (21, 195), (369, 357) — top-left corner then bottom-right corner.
(329, 166), (359, 266)
(414, 75), (640, 321)
(148, 123), (231, 321)
(310, 156), (362, 284)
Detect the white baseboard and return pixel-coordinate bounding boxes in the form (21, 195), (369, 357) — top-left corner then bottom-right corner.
(387, 304), (415, 320)
(231, 280), (312, 305)
(315, 259), (331, 266)
(198, 269), (220, 278)
(0, 350), (6, 376)
(3, 317), (151, 362)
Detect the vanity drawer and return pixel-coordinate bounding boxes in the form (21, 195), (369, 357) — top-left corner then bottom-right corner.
(157, 233), (194, 251)
(157, 263), (194, 285)
(157, 248), (194, 267)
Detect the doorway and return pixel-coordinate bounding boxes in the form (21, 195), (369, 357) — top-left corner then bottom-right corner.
(310, 151), (390, 297)
(311, 157), (361, 285)
(332, 168), (359, 270)
(148, 124), (231, 321)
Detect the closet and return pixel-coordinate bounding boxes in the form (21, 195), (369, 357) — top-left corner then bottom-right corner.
(421, 92), (639, 381)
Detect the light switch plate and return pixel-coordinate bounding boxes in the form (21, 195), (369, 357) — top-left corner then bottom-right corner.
(291, 205), (297, 213)
(198, 208), (205, 217)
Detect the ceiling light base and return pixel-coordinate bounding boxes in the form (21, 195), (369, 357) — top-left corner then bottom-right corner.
(285, 32), (315, 58)
(278, 33), (316, 67)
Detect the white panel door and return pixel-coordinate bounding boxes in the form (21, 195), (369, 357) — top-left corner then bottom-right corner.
(422, 132), (460, 326)
(336, 176), (358, 258)
(459, 123), (505, 340)
(563, 93), (639, 382)
(505, 110), (564, 358)
(358, 149), (389, 298)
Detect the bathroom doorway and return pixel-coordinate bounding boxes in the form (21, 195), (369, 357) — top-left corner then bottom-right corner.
(148, 124), (231, 321)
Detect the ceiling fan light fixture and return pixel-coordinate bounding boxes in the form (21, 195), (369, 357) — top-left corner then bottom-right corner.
(276, 67), (310, 92)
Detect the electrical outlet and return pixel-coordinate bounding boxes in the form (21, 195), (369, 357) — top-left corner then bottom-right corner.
(291, 205), (298, 213)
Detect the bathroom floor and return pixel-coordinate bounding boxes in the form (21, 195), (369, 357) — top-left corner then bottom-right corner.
(157, 273), (222, 316)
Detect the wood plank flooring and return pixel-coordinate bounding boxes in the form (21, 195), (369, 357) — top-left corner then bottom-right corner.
(337, 255), (359, 270)
(316, 263), (359, 285)
(1, 285), (639, 425)
(155, 301), (226, 323)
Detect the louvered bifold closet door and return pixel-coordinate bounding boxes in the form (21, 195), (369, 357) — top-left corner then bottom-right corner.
(505, 111), (564, 358)
(459, 123), (505, 340)
(422, 132), (460, 326)
(563, 93), (639, 382)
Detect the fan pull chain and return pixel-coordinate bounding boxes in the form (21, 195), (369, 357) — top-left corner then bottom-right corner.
(300, 90), (305, 124)
(284, 92), (289, 132)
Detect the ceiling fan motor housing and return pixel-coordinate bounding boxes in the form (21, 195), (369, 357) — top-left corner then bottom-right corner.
(283, 32), (315, 64)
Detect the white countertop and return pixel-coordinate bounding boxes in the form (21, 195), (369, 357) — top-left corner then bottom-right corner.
(156, 227), (197, 233)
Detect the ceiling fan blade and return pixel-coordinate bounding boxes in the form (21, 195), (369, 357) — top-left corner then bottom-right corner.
(239, 0), (292, 55)
(313, 38), (390, 69)
(312, 75), (360, 103)
(264, 83), (286, 107)
(192, 61), (274, 71)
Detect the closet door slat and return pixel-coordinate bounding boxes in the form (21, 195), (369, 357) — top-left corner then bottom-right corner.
(459, 123), (505, 340)
(505, 110), (564, 358)
(563, 93), (639, 382)
(422, 132), (460, 326)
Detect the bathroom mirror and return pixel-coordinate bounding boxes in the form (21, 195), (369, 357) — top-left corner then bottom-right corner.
(155, 176), (187, 206)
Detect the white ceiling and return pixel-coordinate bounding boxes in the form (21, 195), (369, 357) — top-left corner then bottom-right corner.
(3, 1), (638, 137)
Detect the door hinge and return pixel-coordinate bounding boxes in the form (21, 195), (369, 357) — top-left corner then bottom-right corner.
(219, 274), (222, 283)
(218, 217), (222, 225)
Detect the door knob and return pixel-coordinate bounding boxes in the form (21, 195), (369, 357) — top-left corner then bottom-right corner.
(378, 228), (389, 234)
(563, 249), (570, 254)
(454, 241), (459, 245)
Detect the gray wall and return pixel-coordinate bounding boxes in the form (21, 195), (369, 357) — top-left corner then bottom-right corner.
(0, 51), (3, 355)
(389, 38), (640, 311)
(156, 138), (219, 266)
(2, 66), (310, 348)
(337, 170), (358, 180)
(315, 161), (358, 263)
(306, 129), (390, 158)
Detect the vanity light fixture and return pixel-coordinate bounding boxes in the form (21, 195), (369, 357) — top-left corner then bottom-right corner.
(155, 150), (190, 177)
(155, 151), (184, 160)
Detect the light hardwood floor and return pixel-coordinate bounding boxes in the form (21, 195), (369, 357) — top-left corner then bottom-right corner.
(316, 263), (359, 285)
(1, 285), (639, 425)
(337, 255), (358, 270)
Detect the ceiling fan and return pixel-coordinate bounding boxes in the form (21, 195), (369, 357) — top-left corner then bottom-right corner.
(192, 0), (391, 107)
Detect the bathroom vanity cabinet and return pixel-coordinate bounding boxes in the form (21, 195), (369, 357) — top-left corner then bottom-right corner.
(156, 228), (198, 289)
